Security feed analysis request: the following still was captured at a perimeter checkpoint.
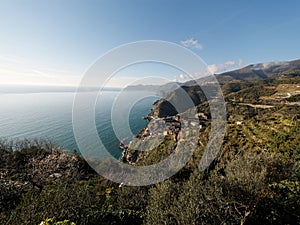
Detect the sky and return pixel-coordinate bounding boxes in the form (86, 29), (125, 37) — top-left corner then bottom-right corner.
(0, 0), (300, 87)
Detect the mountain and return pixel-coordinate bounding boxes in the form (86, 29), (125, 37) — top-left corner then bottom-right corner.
(147, 59), (300, 117)
(217, 59), (300, 83)
(125, 82), (182, 95)
(124, 59), (300, 95)
(123, 58), (300, 169)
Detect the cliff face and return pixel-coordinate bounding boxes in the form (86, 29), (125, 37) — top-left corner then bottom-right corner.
(149, 85), (207, 118)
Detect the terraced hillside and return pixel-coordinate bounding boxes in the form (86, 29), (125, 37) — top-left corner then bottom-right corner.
(117, 67), (300, 225)
(124, 73), (300, 172)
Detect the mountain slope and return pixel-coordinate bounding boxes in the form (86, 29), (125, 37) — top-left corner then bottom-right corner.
(149, 59), (300, 118)
(122, 60), (300, 167)
(217, 59), (300, 83)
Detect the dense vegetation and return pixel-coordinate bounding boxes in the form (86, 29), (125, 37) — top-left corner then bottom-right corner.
(0, 65), (299, 224)
(0, 128), (298, 225)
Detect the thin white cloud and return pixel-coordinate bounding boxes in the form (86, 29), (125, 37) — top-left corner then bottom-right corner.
(194, 59), (244, 78)
(0, 55), (27, 65)
(0, 55), (81, 86)
(174, 74), (189, 82)
(180, 38), (203, 50)
(238, 59), (244, 68)
(207, 64), (219, 74)
(208, 59), (244, 74)
(252, 61), (289, 70)
(174, 60), (244, 82)
(225, 61), (236, 67)
(0, 68), (80, 86)
(179, 74), (185, 80)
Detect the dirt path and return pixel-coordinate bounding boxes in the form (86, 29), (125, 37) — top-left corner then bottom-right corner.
(239, 103), (274, 109)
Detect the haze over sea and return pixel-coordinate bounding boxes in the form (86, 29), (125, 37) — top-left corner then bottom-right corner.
(0, 90), (158, 159)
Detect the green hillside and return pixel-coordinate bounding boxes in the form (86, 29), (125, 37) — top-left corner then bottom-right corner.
(0, 61), (299, 225)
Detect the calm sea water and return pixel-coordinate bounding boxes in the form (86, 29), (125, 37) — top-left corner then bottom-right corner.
(0, 91), (158, 159)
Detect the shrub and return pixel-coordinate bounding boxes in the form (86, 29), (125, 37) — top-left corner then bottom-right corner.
(145, 152), (298, 225)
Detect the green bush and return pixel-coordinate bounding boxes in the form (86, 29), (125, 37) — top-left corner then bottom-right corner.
(39, 218), (76, 225)
(145, 152), (298, 225)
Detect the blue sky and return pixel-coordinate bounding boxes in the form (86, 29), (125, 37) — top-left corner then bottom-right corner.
(0, 0), (300, 87)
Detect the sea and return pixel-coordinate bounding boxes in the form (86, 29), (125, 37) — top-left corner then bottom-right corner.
(0, 90), (158, 159)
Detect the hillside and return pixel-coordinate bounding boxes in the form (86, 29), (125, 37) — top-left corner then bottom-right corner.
(218, 59), (300, 83)
(123, 74), (300, 167)
(0, 60), (299, 225)
(148, 59), (300, 117)
(119, 61), (300, 224)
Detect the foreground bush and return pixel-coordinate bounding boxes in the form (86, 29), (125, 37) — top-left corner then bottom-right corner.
(0, 139), (299, 225)
(39, 218), (76, 225)
(145, 152), (299, 225)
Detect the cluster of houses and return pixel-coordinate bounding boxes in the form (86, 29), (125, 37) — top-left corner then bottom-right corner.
(163, 115), (181, 138)
(119, 112), (209, 163)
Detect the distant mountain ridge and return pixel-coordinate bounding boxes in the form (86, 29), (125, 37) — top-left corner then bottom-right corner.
(126, 59), (300, 91)
(216, 59), (300, 83)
